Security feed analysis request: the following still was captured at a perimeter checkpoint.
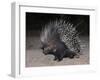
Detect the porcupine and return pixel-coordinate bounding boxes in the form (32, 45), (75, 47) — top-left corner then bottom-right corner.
(40, 18), (81, 61)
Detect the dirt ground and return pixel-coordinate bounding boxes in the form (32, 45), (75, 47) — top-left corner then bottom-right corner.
(26, 36), (89, 67)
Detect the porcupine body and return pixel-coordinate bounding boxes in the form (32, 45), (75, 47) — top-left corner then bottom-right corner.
(40, 19), (81, 61)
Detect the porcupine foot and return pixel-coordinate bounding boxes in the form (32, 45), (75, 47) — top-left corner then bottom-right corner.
(57, 56), (63, 62)
(53, 56), (58, 61)
(57, 58), (63, 62)
(69, 54), (75, 59)
(53, 56), (63, 61)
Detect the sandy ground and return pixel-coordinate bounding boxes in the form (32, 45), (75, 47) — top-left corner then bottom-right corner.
(26, 36), (89, 67)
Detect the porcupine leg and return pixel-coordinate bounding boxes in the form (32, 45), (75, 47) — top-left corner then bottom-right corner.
(53, 56), (58, 61)
(69, 53), (76, 58)
(64, 49), (76, 59)
(69, 51), (77, 58)
(53, 52), (63, 61)
(57, 53), (64, 62)
(57, 57), (63, 61)
(53, 53), (62, 61)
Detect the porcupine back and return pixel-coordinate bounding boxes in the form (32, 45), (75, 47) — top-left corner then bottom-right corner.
(40, 19), (81, 54)
(55, 19), (81, 54)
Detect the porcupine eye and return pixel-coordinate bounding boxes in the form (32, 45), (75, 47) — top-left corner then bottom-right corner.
(41, 44), (49, 54)
(43, 44), (56, 55)
(43, 47), (50, 55)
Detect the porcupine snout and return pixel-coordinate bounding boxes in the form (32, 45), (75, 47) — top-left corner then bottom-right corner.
(41, 43), (56, 55)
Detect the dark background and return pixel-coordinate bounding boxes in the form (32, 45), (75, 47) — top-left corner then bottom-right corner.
(25, 12), (90, 67)
(26, 12), (89, 36)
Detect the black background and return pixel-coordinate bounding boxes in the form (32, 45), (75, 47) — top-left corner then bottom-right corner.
(26, 12), (89, 36)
